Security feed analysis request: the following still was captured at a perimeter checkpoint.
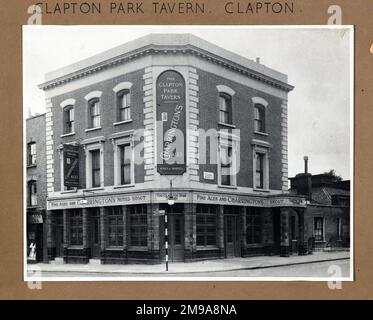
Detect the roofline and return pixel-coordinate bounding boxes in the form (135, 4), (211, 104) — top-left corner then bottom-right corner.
(26, 112), (46, 121)
(38, 34), (294, 93)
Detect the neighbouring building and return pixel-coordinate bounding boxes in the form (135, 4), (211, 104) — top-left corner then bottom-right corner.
(289, 160), (350, 251)
(38, 34), (309, 265)
(26, 113), (48, 263)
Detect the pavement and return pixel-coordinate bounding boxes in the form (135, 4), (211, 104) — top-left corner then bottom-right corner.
(27, 250), (350, 275)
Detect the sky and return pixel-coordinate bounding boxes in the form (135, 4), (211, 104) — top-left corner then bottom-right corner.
(23, 25), (352, 180)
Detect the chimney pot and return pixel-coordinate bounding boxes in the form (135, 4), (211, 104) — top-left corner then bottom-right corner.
(304, 156), (309, 174)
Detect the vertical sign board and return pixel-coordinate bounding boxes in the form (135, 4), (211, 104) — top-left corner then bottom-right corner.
(63, 144), (80, 187)
(156, 70), (186, 175)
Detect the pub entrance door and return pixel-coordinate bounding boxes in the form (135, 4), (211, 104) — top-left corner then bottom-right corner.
(160, 204), (184, 262)
(224, 214), (240, 257)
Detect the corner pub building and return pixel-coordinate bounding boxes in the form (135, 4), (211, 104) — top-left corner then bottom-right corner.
(39, 34), (307, 265)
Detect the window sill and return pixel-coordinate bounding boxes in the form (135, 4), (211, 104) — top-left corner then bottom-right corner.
(85, 127), (102, 133)
(61, 189), (78, 194)
(218, 184), (237, 189)
(218, 121), (236, 128)
(27, 164), (37, 168)
(315, 240), (326, 243)
(253, 188), (270, 193)
(254, 131), (268, 136)
(67, 246), (84, 250)
(114, 184), (135, 189)
(114, 119), (133, 126)
(61, 132), (75, 138)
(105, 247), (124, 251)
(83, 187), (104, 192)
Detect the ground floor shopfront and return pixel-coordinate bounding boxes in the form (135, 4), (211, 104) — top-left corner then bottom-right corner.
(46, 191), (310, 264)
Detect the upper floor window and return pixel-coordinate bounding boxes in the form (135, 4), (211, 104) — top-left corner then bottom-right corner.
(218, 133), (239, 188)
(88, 99), (100, 128)
(252, 141), (270, 190)
(118, 90), (131, 122)
(113, 82), (133, 124)
(28, 180), (37, 206)
(216, 85), (235, 126)
(252, 97), (268, 134)
(220, 144), (233, 186)
(218, 94), (232, 124)
(255, 152), (264, 189)
(63, 106), (74, 134)
(254, 104), (266, 133)
(27, 142), (36, 166)
(91, 149), (101, 188)
(112, 133), (134, 187)
(120, 144), (132, 185)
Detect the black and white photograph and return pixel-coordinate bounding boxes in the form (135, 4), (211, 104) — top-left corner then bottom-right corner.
(23, 25), (353, 281)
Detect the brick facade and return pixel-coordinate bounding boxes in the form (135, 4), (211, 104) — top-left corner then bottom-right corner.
(38, 34), (316, 265)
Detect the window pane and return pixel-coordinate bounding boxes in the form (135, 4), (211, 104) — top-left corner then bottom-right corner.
(255, 153), (264, 189)
(219, 95), (231, 124)
(91, 150), (100, 187)
(129, 205), (147, 247)
(254, 105), (265, 132)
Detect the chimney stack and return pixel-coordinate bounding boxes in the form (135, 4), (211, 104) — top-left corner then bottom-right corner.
(304, 156), (308, 174)
(256, 57), (260, 64)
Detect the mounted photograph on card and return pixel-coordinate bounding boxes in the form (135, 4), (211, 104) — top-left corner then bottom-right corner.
(23, 25), (353, 281)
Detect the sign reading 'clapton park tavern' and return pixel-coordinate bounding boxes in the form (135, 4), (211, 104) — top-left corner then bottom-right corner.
(63, 144), (80, 187)
(156, 70), (186, 175)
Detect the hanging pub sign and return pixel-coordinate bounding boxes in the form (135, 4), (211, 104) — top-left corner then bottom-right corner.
(63, 144), (80, 187)
(156, 70), (186, 175)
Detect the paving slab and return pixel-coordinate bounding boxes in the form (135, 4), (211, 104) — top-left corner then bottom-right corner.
(27, 251), (350, 275)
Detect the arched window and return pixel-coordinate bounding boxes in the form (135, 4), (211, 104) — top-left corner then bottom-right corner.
(252, 97), (268, 134)
(113, 81), (133, 123)
(63, 105), (74, 134)
(88, 98), (100, 128)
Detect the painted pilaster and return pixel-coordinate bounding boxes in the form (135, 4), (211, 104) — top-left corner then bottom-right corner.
(281, 99), (289, 192)
(143, 67), (155, 181)
(45, 98), (54, 194)
(188, 67), (200, 182)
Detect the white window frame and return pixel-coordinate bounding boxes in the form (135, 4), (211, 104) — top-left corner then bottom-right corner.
(84, 142), (104, 189)
(60, 98), (76, 137)
(112, 134), (135, 187)
(84, 91), (103, 130)
(252, 97), (268, 135)
(216, 85), (235, 127)
(113, 82), (133, 125)
(252, 144), (270, 191)
(217, 132), (239, 188)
